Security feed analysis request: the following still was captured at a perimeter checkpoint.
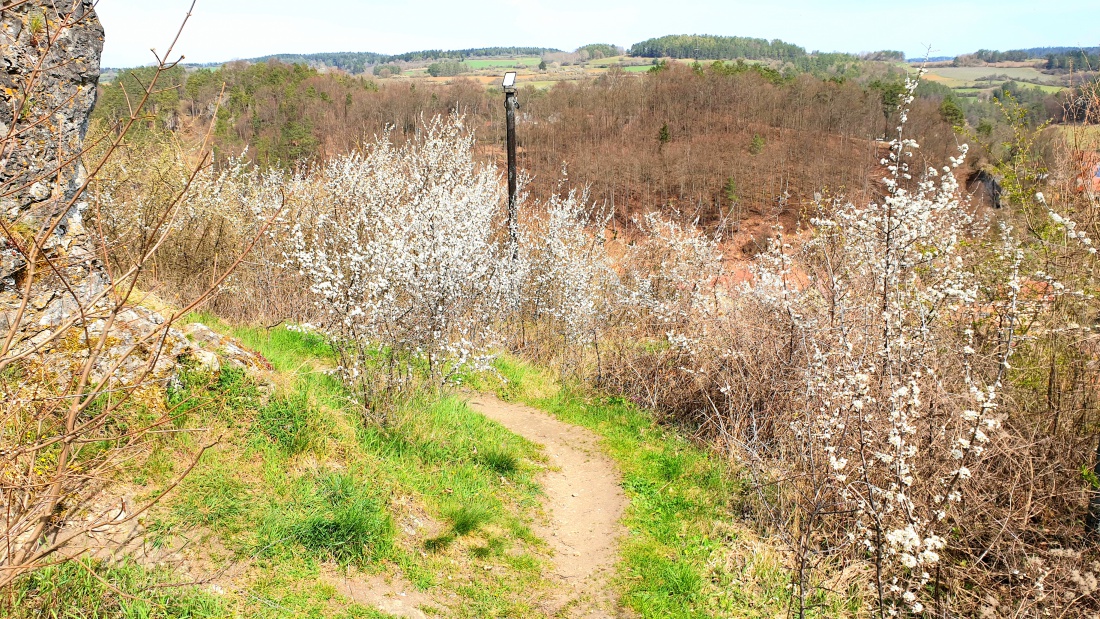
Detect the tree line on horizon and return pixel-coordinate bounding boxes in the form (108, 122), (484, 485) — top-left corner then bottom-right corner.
(170, 35), (904, 76)
(113, 37), (1100, 78)
(954, 46), (1100, 71)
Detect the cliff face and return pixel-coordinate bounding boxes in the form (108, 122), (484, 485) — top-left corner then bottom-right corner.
(0, 0), (103, 285)
(0, 3), (263, 381)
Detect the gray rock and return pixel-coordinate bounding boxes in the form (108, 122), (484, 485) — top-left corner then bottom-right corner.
(191, 349), (221, 374)
(0, 4), (269, 390)
(1, 2), (103, 218)
(183, 323), (222, 348)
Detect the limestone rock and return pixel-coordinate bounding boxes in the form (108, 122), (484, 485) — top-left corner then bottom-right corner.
(182, 322), (272, 373)
(191, 349), (221, 374)
(0, 1), (104, 297)
(0, 1), (102, 215)
(0, 4), (264, 390)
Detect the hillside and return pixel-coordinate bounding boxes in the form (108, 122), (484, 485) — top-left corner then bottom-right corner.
(8, 4), (1100, 619)
(249, 47), (563, 74)
(10, 318), (799, 618)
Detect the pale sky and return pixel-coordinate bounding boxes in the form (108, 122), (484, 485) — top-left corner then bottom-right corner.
(95, 0), (1098, 68)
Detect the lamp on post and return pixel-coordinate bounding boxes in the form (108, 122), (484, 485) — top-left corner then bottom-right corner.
(503, 72), (518, 260)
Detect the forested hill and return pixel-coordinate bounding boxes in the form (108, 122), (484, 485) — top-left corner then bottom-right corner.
(251, 52), (388, 73)
(955, 46), (1100, 63)
(251, 47), (561, 73)
(628, 34), (807, 60)
(380, 46), (561, 62)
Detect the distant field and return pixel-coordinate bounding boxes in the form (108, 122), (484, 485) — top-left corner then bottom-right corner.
(587, 55), (651, 68)
(1054, 124), (1100, 142)
(587, 55), (629, 67)
(401, 55), (1062, 93)
(465, 57), (542, 69)
(1031, 83), (1066, 93)
(923, 66), (1062, 87)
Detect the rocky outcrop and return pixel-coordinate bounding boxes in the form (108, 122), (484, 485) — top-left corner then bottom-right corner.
(0, 2), (264, 384)
(181, 322), (273, 374)
(0, 0), (102, 286)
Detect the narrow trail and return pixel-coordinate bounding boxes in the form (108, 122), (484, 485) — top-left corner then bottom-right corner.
(467, 394), (629, 618)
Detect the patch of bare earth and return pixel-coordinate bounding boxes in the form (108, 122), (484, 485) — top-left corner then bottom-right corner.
(467, 394), (629, 618)
(321, 568), (438, 619)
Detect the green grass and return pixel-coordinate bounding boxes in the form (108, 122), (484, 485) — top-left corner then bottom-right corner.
(8, 559), (225, 619)
(289, 486), (393, 566)
(477, 447), (519, 476)
(1031, 83), (1067, 93)
(26, 319), (555, 618)
(13, 314), (823, 617)
(447, 504), (493, 536)
(464, 57), (542, 69)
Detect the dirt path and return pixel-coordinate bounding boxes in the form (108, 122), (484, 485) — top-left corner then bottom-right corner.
(467, 395), (628, 618)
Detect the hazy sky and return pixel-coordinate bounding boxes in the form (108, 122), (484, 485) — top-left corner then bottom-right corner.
(96, 0), (1098, 68)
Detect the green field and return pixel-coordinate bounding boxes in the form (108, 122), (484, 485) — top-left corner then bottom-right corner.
(1054, 123), (1100, 142)
(1031, 83), (1067, 93)
(465, 57), (542, 69)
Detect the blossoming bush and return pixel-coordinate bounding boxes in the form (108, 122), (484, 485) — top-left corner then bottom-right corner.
(744, 107), (1010, 613)
(285, 116), (514, 414)
(88, 128), (295, 321)
(515, 187), (617, 373)
(599, 81), (1100, 616)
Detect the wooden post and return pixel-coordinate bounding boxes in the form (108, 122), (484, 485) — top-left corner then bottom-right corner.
(505, 85), (518, 260)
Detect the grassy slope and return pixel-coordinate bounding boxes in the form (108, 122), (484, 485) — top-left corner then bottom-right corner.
(12, 320), (855, 618)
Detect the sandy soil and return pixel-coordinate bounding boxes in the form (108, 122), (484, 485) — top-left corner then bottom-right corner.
(321, 569), (436, 619)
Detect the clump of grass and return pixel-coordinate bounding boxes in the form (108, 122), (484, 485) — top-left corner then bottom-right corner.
(169, 461), (251, 533)
(477, 448), (518, 476)
(290, 493), (393, 566)
(424, 534), (453, 552)
(447, 504), (492, 536)
(318, 470), (356, 504)
(254, 391), (315, 455)
(280, 471), (394, 566)
(425, 503), (495, 552)
(656, 450), (685, 481)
